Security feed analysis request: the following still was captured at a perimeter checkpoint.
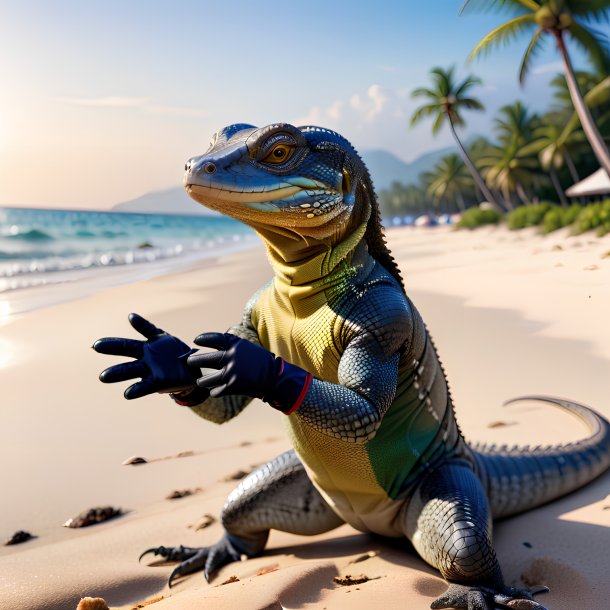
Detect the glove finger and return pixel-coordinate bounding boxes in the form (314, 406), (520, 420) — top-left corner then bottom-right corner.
(124, 379), (156, 400)
(196, 368), (227, 389)
(193, 332), (236, 350)
(187, 351), (227, 370)
(100, 361), (149, 383)
(93, 337), (144, 358)
(209, 384), (229, 398)
(128, 313), (164, 339)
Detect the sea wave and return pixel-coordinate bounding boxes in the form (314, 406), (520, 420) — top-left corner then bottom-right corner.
(0, 206), (255, 293)
(4, 228), (55, 241)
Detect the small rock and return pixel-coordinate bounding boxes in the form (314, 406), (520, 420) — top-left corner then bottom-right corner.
(255, 563), (279, 576)
(122, 456), (147, 466)
(348, 550), (379, 565)
(5, 530), (34, 545)
(76, 597), (110, 610)
(551, 244), (563, 251)
(487, 421), (516, 429)
(602, 251), (610, 259)
(334, 574), (370, 586)
(188, 513), (216, 530)
(64, 507), (122, 528)
(222, 469), (250, 482)
(166, 488), (201, 500)
(176, 450), (194, 458)
(220, 575), (240, 585)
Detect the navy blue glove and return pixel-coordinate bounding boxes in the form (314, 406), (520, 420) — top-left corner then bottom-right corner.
(93, 313), (207, 401)
(188, 333), (312, 414)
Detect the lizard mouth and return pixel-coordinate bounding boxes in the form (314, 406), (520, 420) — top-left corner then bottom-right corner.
(186, 183), (303, 204)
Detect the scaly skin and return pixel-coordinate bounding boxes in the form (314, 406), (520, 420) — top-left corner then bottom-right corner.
(141, 123), (610, 608)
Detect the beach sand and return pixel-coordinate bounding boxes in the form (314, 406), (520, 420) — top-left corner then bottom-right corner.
(1, 225), (609, 610)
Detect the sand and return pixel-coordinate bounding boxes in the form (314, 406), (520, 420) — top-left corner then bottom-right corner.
(1, 224), (609, 610)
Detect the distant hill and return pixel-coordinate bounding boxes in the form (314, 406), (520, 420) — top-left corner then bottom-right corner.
(112, 187), (217, 216)
(112, 145), (456, 214)
(361, 147), (453, 191)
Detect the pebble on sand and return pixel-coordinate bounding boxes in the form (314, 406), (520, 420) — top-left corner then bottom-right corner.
(4, 530), (34, 545)
(76, 597), (110, 610)
(122, 456), (148, 465)
(64, 507), (122, 528)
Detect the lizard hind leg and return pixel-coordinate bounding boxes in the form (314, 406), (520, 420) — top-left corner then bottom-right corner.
(402, 462), (548, 610)
(141, 449), (343, 586)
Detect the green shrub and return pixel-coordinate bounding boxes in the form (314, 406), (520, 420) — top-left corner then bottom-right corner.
(542, 203), (582, 234)
(506, 202), (555, 230)
(572, 199), (610, 236)
(457, 207), (502, 229)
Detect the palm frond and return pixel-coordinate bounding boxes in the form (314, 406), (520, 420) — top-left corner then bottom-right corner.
(411, 87), (437, 99)
(460, 0), (540, 15)
(458, 97), (486, 111)
(431, 112), (445, 135)
(468, 13), (536, 61)
(518, 28), (546, 83)
(454, 75), (483, 97)
(567, 0), (610, 22)
(567, 23), (610, 74)
(410, 104), (440, 127)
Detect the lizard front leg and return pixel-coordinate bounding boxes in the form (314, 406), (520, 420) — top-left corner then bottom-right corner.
(403, 462), (547, 610)
(141, 449), (343, 586)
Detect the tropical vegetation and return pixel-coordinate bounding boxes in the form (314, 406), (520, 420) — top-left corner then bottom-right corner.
(378, 2), (610, 237)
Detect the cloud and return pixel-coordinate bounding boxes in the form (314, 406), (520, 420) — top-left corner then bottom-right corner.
(531, 61), (564, 75)
(54, 96), (148, 107)
(291, 81), (496, 162)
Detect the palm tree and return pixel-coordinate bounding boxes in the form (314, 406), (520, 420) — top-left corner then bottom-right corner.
(522, 121), (588, 205)
(550, 70), (601, 115)
(422, 153), (475, 212)
(410, 66), (504, 211)
(463, 0), (610, 176)
(478, 139), (541, 207)
(493, 101), (538, 147)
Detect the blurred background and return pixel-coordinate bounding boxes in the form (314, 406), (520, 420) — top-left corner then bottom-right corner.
(0, 0), (608, 315)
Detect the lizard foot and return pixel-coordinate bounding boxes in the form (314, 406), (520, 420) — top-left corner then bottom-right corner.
(431, 583), (549, 610)
(139, 535), (242, 586)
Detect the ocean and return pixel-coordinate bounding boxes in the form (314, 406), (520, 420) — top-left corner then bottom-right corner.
(0, 206), (255, 320)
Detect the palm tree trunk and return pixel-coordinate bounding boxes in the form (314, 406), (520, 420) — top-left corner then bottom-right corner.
(456, 191), (465, 212)
(550, 167), (568, 207)
(555, 32), (610, 177)
(515, 182), (529, 206)
(448, 118), (505, 212)
(562, 149), (580, 184)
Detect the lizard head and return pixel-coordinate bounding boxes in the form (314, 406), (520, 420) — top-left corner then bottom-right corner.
(184, 123), (367, 237)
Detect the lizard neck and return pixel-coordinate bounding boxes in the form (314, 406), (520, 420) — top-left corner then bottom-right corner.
(256, 197), (372, 306)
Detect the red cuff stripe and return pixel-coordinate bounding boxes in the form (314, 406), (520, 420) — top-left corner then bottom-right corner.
(284, 372), (312, 415)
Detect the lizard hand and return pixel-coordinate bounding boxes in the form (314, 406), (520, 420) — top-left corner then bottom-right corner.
(93, 313), (202, 399)
(188, 333), (312, 414)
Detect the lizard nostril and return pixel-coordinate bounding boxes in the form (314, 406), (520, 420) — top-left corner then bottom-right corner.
(203, 162), (217, 175)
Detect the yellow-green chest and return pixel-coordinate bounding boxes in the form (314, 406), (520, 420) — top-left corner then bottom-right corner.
(251, 281), (342, 382)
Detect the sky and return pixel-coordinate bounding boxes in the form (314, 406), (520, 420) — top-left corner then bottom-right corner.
(0, 0), (596, 210)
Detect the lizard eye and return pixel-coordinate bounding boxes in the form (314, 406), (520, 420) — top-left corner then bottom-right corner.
(261, 143), (295, 165)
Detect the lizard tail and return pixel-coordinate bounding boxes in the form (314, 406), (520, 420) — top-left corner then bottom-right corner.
(471, 395), (610, 519)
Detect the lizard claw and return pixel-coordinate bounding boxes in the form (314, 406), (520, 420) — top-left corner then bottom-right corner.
(139, 537), (242, 587)
(431, 583), (548, 610)
(139, 544), (198, 564)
